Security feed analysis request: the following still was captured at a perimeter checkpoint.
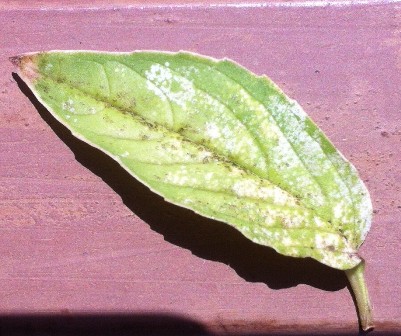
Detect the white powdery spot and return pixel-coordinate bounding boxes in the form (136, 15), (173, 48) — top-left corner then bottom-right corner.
(326, 152), (348, 174)
(199, 93), (226, 115)
(311, 129), (323, 146)
(259, 119), (280, 141)
(236, 135), (262, 163)
(282, 215), (304, 228)
(89, 107), (97, 115)
(255, 159), (268, 171)
(44, 63), (53, 71)
(169, 138), (182, 149)
(156, 141), (195, 162)
(183, 198), (193, 205)
(283, 118), (331, 178)
(221, 125), (232, 138)
(205, 122), (221, 139)
(289, 99), (307, 121)
(313, 217), (326, 228)
(268, 95), (288, 116)
(114, 64), (127, 75)
(327, 152), (373, 242)
(237, 88), (266, 114)
(273, 231), (281, 240)
(314, 234), (325, 249)
(61, 99), (77, 114)
(294, 175), (313, 190)
(330, 252), (360, 269)
(282, 237), (293, 246)
(225, 139), (236, 152)
(241, 226), (250, 233)
(267, 96), (333, 181)
(120, 151), (129, 158)
(325, 234), (341, 248)
(199, 150), (213, 162)
(271, 136), (300, 170)
(146, 64), (172, 82)
(232, 179), (294, 205)
(232, 179), (259, 198)
(264, 215), (275, 226)
(358, 192), (373, 241)
(205, 172), (214, 180)
(145, 80), (167, 101)
(309, 192), (326, 207)
(164, 171), (192, 186)
(333, 201), (345, 219)
(178, 65), (200, 77)
(314, 233), (341, 250)
(264, 187), (291, 205)
(261, 227), (273, 238)
(145, 64), (195, 108)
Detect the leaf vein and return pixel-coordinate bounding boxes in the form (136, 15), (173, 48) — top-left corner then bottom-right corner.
(92, 60), (111, 97)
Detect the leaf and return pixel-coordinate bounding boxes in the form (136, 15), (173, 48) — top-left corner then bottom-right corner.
(12, 50), (373, 329)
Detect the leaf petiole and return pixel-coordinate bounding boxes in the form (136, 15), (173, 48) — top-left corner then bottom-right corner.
(345, 261), (374, 331)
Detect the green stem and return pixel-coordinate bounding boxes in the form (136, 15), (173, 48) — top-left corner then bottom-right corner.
(345, 261), (374, 331)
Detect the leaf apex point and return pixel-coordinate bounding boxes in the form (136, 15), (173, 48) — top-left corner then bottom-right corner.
(11, 53), (40, 82)
(9, 55), (23, 67)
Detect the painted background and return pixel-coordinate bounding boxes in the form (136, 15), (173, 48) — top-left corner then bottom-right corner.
(1, 1), (400, 334)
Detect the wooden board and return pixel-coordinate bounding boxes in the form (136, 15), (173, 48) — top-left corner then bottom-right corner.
(1, 1), (400, 334)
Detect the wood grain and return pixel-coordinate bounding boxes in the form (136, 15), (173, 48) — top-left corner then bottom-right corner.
(1, 1), (400, 334)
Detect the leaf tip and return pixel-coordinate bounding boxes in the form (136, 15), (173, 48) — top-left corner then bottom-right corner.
(9, 55), (22, 67)
(9, 53), (40, 82)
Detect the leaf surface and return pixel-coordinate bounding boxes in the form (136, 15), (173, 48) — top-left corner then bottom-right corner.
(14, 51), (372, 271)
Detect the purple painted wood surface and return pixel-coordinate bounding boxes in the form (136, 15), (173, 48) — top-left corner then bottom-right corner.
(1, 1), (400, 334)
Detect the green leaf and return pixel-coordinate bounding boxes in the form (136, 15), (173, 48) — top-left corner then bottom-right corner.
(12, 50), (373, 329)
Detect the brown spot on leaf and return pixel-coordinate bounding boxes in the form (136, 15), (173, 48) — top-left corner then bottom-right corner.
(10, 53), (40, 82)
(327, 245), (335, 252)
